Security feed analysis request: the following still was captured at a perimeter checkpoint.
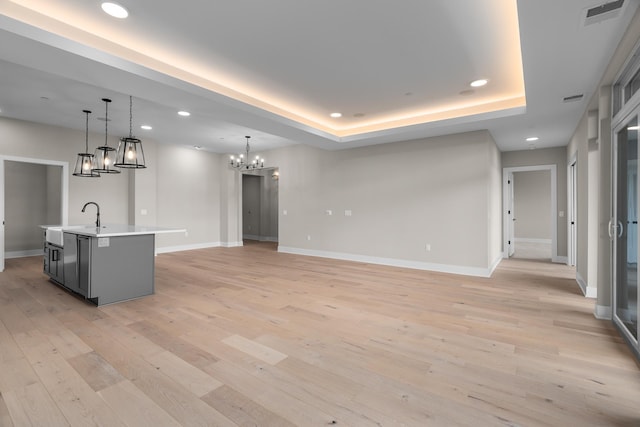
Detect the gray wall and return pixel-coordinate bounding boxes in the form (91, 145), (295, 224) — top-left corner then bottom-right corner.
(513, 170), (551, 240)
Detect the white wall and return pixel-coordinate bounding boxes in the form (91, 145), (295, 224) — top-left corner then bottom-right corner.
(1, 117), (129, 226)
(154, 144), (221, 249)
(267, 130), (502, 276)
(1, 117), (504, 276)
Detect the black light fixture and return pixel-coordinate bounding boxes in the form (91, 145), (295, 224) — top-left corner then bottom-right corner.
(73, 110), (100, 178)
(229, 136), (264, 170)
(115, 95), (146, 169)
(93, 98), (120, 174)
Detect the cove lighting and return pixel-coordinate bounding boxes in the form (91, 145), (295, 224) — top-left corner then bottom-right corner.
(101, 2), (129, 19)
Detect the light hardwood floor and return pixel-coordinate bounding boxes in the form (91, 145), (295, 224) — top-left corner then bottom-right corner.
(1, 242), (639, 426)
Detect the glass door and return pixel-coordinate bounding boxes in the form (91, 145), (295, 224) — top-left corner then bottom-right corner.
(613, 112), (639, 347)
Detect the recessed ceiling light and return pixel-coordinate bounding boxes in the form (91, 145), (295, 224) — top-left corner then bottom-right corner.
(140, 125), (152, 130)
(178, 111), (190, 117)
(470, 79), (488, 88)
(526, 136), (539, 142)
(330, 112), (342, 118)
(101, 2), (129, 19)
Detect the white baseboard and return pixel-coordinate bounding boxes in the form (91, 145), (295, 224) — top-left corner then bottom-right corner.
(155, 242), (221, 254)
(514, 238), (552, 244)
(576, 272), (587, 295)
(5, 249), (43, 259)
(221, 241), (244, 248)
(594, 304), (612, 320)
(278, 246), (497, 278)
(575, 272), (597, 298)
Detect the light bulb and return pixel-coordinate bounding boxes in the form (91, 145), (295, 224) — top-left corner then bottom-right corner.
(104, 157), (110, 166)
(127, 147), (135, 160)
(83, 160), (90, 170)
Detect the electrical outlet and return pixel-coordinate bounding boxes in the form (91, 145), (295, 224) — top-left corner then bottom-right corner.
(140, 208), (148, 216)
(325, 210), (332, 215)
(344, 210), (352, 217)
(307, 235), (311, 241)
(283, 210), (288, 216)
(425, 243), (431, 251)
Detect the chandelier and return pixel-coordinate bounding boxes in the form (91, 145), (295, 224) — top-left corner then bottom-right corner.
(229, 136), (264, 170)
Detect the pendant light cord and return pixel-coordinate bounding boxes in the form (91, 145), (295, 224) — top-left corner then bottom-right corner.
(104, 99), (109, 147)
(85, 110), (90, 152)
(129, 95), (133, 138)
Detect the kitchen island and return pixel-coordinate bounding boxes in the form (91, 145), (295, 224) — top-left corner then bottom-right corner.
(43, 224), (184, 306)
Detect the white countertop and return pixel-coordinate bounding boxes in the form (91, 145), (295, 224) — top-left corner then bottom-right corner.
(43, 224), (186, 239)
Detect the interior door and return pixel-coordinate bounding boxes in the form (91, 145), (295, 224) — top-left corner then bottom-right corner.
(613, 113), (639, 347)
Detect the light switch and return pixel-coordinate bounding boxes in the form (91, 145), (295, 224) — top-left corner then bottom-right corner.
(325, 210), (332, 216)
(140, 209), (148, 216)
(559, 211), (565, 217)
(283, 210), (288, 216)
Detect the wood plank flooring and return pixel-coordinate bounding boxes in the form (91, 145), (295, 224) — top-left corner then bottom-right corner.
(1, 241), (639, 426)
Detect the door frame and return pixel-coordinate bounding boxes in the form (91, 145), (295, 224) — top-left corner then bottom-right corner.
(611, 108), (640, 354)
(502, 164), (558, 261)
(0, 155), (69, 272)
(568, 155), (577, 266)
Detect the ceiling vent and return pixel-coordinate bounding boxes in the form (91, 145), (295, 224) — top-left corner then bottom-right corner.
(583, 0), (625, 25)
(563, 94), (584, 103)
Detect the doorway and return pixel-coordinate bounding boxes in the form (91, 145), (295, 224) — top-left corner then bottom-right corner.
(503, 165), (558, 262)
(0, 156), (68, 272)
(241, 168), (279, 243)
(568, 157), (577, 266)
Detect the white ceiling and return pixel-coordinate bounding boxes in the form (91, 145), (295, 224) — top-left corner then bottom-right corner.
(0, 0), (637, 154)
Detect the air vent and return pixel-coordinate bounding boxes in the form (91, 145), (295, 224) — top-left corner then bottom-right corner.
(563, 94), (584, 103)
(583, 0), (624, 25)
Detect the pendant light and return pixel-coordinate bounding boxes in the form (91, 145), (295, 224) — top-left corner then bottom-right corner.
(72, 110), (100, 177)
(93, 98), (120, 174)
(115, 95), (146, 168)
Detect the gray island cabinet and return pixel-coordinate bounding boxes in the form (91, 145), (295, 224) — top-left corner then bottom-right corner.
(43, 224), (184, 306)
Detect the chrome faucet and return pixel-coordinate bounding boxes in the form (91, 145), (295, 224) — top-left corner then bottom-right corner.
(81, 202), (100, 227)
